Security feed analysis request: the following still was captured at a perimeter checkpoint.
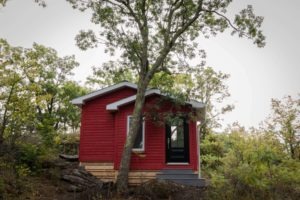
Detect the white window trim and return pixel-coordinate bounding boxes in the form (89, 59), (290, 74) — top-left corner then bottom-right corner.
(127, 115), (145, 152)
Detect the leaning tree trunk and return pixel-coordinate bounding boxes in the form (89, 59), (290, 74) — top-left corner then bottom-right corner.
(116, 81), (148, 193)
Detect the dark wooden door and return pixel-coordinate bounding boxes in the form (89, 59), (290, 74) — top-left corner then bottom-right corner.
(166, 118), (189, 163)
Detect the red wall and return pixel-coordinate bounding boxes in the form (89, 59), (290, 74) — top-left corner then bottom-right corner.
(79, 87), (136, 162)
(114, 95), (199, 171)
(80, 89), (199, 171)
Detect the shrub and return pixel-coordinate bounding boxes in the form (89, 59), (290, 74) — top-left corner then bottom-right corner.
(16, 143), (41, 172)
(202, 131), (300, 200)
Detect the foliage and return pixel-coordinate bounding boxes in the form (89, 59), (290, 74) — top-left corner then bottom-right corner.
(200, 133), (226, 173)
(0, 39), (88, 148)
(0, 0), (6, 7)
(188, 66), (234, 138)
(264, 95), (300, 160)
(16, 143), (42, 172)
(201, 123), (300, 200)
(86, 61), (137, 87)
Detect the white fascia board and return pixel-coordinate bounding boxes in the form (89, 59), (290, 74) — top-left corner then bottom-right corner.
(188, 99), (206, 109)
(106, 89), (161, 110)
(71, 82), (137, 105)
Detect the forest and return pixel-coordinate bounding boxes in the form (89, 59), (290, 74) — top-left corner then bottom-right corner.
(0, 0), (300, 199)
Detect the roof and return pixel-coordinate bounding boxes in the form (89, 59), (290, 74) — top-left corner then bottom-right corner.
(106, 89), (205, 111)
(71, 81), (137, 105)
(71, 81), (205, 109)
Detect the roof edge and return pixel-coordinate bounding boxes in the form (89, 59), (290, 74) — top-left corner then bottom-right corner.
(71, 81), (137, 105)
(106, 89), (205, 111)
(106, 89), (160, 110)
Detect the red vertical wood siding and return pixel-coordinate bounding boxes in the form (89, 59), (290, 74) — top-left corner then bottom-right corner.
(79, 87), (137, 162)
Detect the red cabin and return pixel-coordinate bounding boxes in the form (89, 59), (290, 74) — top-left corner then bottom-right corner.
(72, 81), (206, 186)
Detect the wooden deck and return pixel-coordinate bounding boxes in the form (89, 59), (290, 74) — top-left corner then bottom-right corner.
(80, 162), (158, 185)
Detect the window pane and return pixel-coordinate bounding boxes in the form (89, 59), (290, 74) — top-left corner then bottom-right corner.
(128, 117), (144, 150)
(134, 125), (143, 149)
(170, 119), (184, 148)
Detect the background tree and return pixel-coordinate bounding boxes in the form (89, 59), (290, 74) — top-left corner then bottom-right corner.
(21, 43), (82, 146)
(0, 39), (86, 149)
(0, 39), (35, 148)
(67, 0), (265, 192)
(187, 65), (234, 139)
(265, 95), (300, 160)
(86, 61), (137, 87)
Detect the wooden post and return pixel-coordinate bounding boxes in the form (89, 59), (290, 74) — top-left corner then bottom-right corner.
(197, 121), (201, 178)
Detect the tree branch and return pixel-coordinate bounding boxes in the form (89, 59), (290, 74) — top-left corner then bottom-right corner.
(111, 0), (149, 75)
(147, 0), (203, 80)
(203, 9), (251, 39)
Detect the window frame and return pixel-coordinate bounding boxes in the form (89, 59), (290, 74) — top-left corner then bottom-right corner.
(127, 115), (145, 152)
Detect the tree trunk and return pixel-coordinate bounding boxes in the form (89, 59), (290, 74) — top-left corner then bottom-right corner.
(0, 83), (16, 145)
(116, 80), (148, 193)
(0, 134), (3, 147)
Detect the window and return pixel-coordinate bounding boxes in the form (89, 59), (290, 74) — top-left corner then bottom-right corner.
(170, 119), (184, 148)
(127, 115), (145, 151)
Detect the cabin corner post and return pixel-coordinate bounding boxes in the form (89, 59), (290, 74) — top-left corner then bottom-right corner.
(197, 106), (206, 179)
(197, 120), (201, 179)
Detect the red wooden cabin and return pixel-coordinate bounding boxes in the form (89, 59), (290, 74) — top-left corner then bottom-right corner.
(72, 81), (206, 186)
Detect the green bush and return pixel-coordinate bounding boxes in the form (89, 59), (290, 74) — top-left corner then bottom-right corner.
(202, 131), (300, 200)
(16, 143), (41, 172)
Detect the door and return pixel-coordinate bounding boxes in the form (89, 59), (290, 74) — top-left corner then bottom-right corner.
(166, 118), (189, 163)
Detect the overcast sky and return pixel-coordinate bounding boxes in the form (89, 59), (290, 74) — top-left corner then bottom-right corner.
(0, 0), (299, 129)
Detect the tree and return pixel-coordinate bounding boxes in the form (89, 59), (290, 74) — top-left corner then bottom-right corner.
(21, 43), (81, 146)
(0, 39), (86, 148)
(0, 39), (36, 147)
(57, 81), (88, 133)
(187, 65), (234, 139)
(265, 95), (300, 160)
(67, 0), (265, 192)
(86, 61), (137, 88)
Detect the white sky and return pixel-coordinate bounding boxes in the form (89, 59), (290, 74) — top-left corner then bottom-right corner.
(0, 0), (299, 129)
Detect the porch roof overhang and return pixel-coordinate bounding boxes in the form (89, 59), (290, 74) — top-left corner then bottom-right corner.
(106, 89), (205, 111)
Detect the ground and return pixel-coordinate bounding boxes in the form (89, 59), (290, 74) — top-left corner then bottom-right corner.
(1, 158), (207, 200)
